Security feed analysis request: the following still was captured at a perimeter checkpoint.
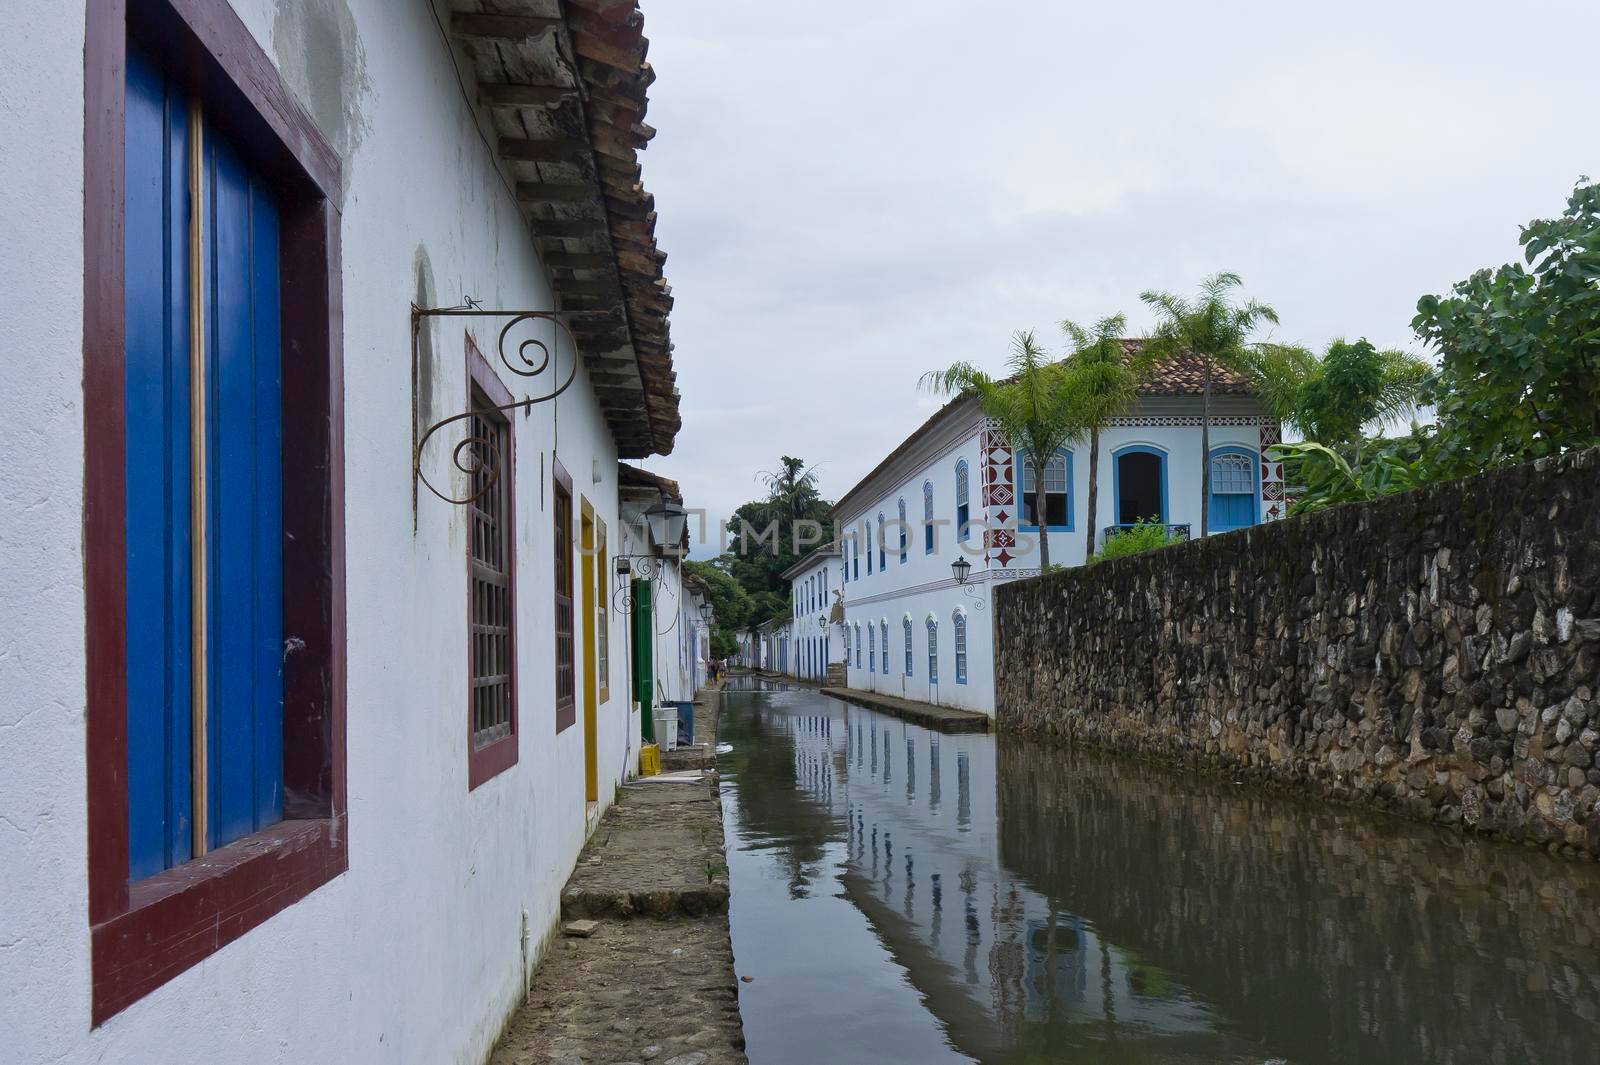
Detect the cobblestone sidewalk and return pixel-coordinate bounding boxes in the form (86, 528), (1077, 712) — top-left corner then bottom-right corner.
(490, 683), (746, 1065)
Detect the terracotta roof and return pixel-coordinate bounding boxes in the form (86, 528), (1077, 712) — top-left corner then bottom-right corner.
(1122, 340), (1253, 396)
(834, 344), (1254, 513)
(449, 0), (680, 457)
(617, 461), (681, 505)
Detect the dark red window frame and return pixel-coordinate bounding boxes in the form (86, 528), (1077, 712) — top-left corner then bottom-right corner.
(466, 337), (518, 788)
(553, 457), (576, 732)
(84, 0), (346, 1025)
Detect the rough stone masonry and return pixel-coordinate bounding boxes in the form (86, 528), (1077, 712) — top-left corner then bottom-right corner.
(995, 447), (1600, 858)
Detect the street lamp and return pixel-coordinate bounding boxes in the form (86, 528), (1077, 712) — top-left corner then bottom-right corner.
(644, 499), (688, 550)
(950, 556), (972, 585)
(699, 602), (713, 622)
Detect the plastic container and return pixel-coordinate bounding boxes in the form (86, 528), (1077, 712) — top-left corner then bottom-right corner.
(639, 743), (660, 776)
(652, 707), (678, 752)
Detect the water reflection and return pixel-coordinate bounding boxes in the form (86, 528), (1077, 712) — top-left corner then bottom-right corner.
(719, 687), (1600, 1065)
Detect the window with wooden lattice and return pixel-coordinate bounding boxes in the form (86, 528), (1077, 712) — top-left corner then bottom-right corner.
(467, 343), (518, 788)
(554, 457), (576, 731)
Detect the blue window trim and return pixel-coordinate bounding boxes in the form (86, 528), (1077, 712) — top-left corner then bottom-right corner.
(880, 620), (889, 673)
(1111, 444), (1170, 525)
(1208, 444), (1261, 530)
(955, 459), (971, 541)
(926, 617), (939, 684)
(877, 511), (886, 569)
(866, 521), (873, 575)
(1016, 448), (1076, 533)
(898, 498), (907, 563)
(953, 610), (968, 684)
(903, 616), (913, 676)
(922, 481), (935, 554)
(867, 624), (875, 673)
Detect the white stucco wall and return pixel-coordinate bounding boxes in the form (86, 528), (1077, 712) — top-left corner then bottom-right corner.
(0, 3), (646, 1062)
(785, 552), (844, 681)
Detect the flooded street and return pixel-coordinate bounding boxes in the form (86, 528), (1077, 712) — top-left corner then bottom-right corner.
(719, 680), (1600, 1065)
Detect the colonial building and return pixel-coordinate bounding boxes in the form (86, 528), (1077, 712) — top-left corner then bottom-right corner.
(831, 354), (1282, 716)
(1, 1), (688, 1061)
(781, 543), (846, 684)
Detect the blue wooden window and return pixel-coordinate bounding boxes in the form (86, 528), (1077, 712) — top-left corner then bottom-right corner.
(1019, 450), (1073, 530)
(927, 618), (939, 683)
(903, 617), (913, 676)
(854, 624), (863, 668)
(955, 460), (971, 541)
(876, 511), (886, 569)
(853, 535), (859, 580)
(125, 48), (284, 881)
(1209, 446), (1259, 531)
(898, 498), (907, 562)
(923, 481), (935, 553)
(868, 624), (875, 673)
(880, 621), (889, 673)
(953, 612), (968, 684)
(866, 521), (873, 574)
(843, 625), (849, 669)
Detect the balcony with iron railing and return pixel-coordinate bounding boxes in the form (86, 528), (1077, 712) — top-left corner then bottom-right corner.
(1100, 523), (1192, 546)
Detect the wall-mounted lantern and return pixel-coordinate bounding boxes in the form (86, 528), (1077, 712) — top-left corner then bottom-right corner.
(951, 555), (986, 610)
(645, 500), (688, 551)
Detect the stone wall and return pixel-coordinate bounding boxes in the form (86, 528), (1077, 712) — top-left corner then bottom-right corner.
(994, 448), (1600, 857)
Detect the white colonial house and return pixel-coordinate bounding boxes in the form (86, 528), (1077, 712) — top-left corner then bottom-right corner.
(832, 353), (1285, 716)
(781, 543), (846, 684)
(0, 2), (689, 1062)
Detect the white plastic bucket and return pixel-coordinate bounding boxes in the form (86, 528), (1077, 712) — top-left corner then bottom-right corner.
(652, 707), (678, 751)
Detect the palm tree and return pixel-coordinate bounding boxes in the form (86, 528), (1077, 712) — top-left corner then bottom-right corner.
(1140, 273), (1279, 538)
(1237, 338), (1433, 451)
(757, 455), (822, 526)
(921, 331), (1082, 571)
(1059, 314), (1152, 559)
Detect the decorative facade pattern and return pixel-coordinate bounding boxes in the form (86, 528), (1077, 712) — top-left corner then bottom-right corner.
(979, 421), (1017, 567)
(1259, 422), (1288, 521)
(1105, 415), (1278, 428)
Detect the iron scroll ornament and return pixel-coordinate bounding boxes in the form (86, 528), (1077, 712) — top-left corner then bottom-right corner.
(412, 305), (581, 508)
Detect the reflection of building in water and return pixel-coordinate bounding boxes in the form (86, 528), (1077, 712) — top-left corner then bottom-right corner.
(797, 703), (1215, 1060)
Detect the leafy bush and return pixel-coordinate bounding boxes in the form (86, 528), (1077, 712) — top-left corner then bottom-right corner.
(1268, 435), (1435, 514)
(1413, 178), (1600, 472)
(1088, 519), (1182, 565)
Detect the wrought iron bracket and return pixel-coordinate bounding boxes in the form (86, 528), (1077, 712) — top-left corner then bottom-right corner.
(411, 302), (580, 522)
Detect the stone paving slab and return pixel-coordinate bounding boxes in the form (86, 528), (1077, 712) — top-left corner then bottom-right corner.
(491, 680), (745, 1065)
(819, 685), (991, 733)
(488, 915), (746, 1065)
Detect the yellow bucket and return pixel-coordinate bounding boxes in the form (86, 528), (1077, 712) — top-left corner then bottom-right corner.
(639, 743), (660, 777)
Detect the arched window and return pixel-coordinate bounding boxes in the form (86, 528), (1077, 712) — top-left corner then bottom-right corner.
(1209, 446), (1259, 531)
(953, 611), (968, 684)
(877, 511), (886, 569)
(880, 620), (889, 673)
(898, 498), (908, 563)
(867, 623), (875, 673)
(903, 616), (914, 676)
(854, 623), (862, 668)
(843, 624), (850, 669)
(853, 534), (860, 579)
(955, 459), (971, 541)
(1020, 449), (1073, 529)
(1113, 445), (1168, 527)
(865, 520), (873, 574)
(923, 481), (935, 554)
(926, 617), (939, 684)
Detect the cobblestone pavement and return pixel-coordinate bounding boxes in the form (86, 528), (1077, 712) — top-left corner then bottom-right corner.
(490, 681), (746, 1065)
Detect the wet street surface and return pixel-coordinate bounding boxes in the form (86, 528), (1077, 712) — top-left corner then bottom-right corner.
(718, 678), (1600, 1065)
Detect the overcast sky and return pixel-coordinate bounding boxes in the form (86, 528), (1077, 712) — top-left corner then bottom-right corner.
(636, 0), (1600, 553)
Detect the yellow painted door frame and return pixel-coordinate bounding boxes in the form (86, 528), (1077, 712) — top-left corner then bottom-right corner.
(579, 498), (599, 803)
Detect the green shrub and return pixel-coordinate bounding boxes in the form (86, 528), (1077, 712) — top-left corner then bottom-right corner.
(1087, 518), (1180, 565)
